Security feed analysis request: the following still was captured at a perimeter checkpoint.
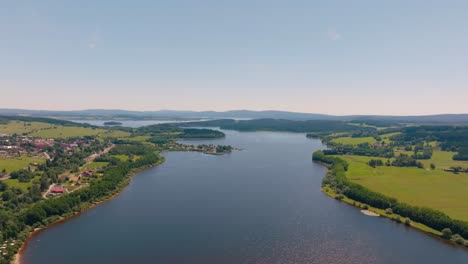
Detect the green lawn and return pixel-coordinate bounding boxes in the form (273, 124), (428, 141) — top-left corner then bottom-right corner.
(0, 121), (55, 135)
(82, 161), (109, 171)
(420, 150), (468, 169)
(380, 132), (400, 144)
(99, 130), (131, 139)
(339, 155), (468, 221)
(332, 136), (377, 145)
(3, 176), (41, 191)
(0, 156), (45, 174)
(30, 126), (106, 139)
(111, 155), (129, 162)
(127, 135), (151, 142)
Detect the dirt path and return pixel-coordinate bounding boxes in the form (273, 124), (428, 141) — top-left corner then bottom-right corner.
(86, 144), (114, 163)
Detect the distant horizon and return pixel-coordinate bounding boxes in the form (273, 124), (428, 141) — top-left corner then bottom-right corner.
(1, 107), (467, 117)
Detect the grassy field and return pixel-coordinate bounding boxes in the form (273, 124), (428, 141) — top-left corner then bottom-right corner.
(112, 155), (129, 162)
(420, 150), (468, 169)
(83, 161), (109, 171)
(0, 156), (45, 173)
(3, 176), (41, 191)
(380, 132), (400, 144)
(30, 126), (106, 139)
(331, 136), (377, 145)
(339, 155), (468, 221)
(128, 135), (151, 142)
(99, 130), (131, 139)
(0, 121), (55, 135)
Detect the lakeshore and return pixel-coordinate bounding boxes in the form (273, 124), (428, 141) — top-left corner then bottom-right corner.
(13, 159), (165, 264)
(20, 130), (468, 264)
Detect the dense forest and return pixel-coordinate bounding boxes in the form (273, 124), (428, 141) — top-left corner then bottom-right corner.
(180, 119), (376, 133)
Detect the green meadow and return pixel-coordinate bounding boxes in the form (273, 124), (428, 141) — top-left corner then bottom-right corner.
(331, 136), (377, 145)
(339, 154), (468, 221)
(30, 126), (106, 139)
(83, 161), (109, 171)
(0, 121), (55, 135)
(3, 176), (41, 191)
(0, 156), (45, 174)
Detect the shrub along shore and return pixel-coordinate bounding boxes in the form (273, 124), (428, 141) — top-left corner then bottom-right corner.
(313, 150), (468, 247)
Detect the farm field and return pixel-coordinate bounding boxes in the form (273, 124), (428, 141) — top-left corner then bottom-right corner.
(112, 155), (129, 161)
(420, 150), (468, 169)
(339, 154), (468, 221)
(331, 136), (376, 145)
(3, 176), (41, 191)
(30, 126), (106, 139)
(0, 121), (55, 135)
(128, 135), (151, 142)
(98, 130), (131, 139)
(0, 156), (45, 174)
(82, 161), (109, 171)
(380, 132), (400, 144)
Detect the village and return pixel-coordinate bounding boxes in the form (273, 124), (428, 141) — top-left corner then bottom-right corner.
(0, 133), (97, 161)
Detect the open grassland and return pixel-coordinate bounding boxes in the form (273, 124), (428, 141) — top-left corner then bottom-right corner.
(98, 130), (131, 139)
(0, 156), (45, 173)
(3, 176), (40, 191)
(339, 155), (468, 221)
(128, 135), (151, 142)
(380, 132), (400, 144)
(30, 126), (106, 139)
(0, 119), (134, 139)
(0, 121), (55, 135)
(331, 136), (377, 145)
(111, 155), (129, 161)
(83, 161), (109, 171)
(421, 150), (468, 169)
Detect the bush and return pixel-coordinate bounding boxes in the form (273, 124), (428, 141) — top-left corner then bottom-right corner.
(404, 217), (411, 226)
(362, 204), (369, 210)
(441, 228), (453, 239)
(451, 234), (465, 245)
(385, 208), (393, 215)
(335, 194), (344, 200)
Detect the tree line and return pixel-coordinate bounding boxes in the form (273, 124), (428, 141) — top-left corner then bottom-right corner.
(313, 150), (468, 241)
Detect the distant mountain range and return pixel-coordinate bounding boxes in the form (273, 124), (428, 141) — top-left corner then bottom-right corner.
(1, 108), (468, 124)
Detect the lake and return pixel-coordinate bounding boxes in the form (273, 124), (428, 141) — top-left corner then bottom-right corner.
(21, 130), (468, 263)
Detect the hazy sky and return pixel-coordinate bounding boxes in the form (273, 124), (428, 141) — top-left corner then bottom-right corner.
(1, 0), (467, 115)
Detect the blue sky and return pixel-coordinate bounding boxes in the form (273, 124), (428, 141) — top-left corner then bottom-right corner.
(1, 0), (467, 115)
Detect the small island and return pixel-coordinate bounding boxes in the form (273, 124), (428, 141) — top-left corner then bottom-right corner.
(103, 121), (123, 126)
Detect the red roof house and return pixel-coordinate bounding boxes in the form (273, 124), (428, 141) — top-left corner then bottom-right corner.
(51, 186), (65, 194)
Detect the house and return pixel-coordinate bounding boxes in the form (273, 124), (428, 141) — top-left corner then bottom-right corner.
(51, 186), (65, 194)
(80, 170), (94, 177)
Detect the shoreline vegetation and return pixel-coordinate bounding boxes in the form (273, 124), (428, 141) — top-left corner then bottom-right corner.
(13, 157), (166, 264)
(3, 117), (468, 263)
(0, 117), (234, 264)
(313, 151), (468, 249)
(13, 159), (164, 264)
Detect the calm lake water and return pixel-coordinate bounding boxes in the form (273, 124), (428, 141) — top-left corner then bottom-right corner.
(21, 130), (468, 264)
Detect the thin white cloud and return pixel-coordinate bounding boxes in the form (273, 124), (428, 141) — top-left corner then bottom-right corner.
(87, 30), (101, 49)
(327, 29), (341, 41)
